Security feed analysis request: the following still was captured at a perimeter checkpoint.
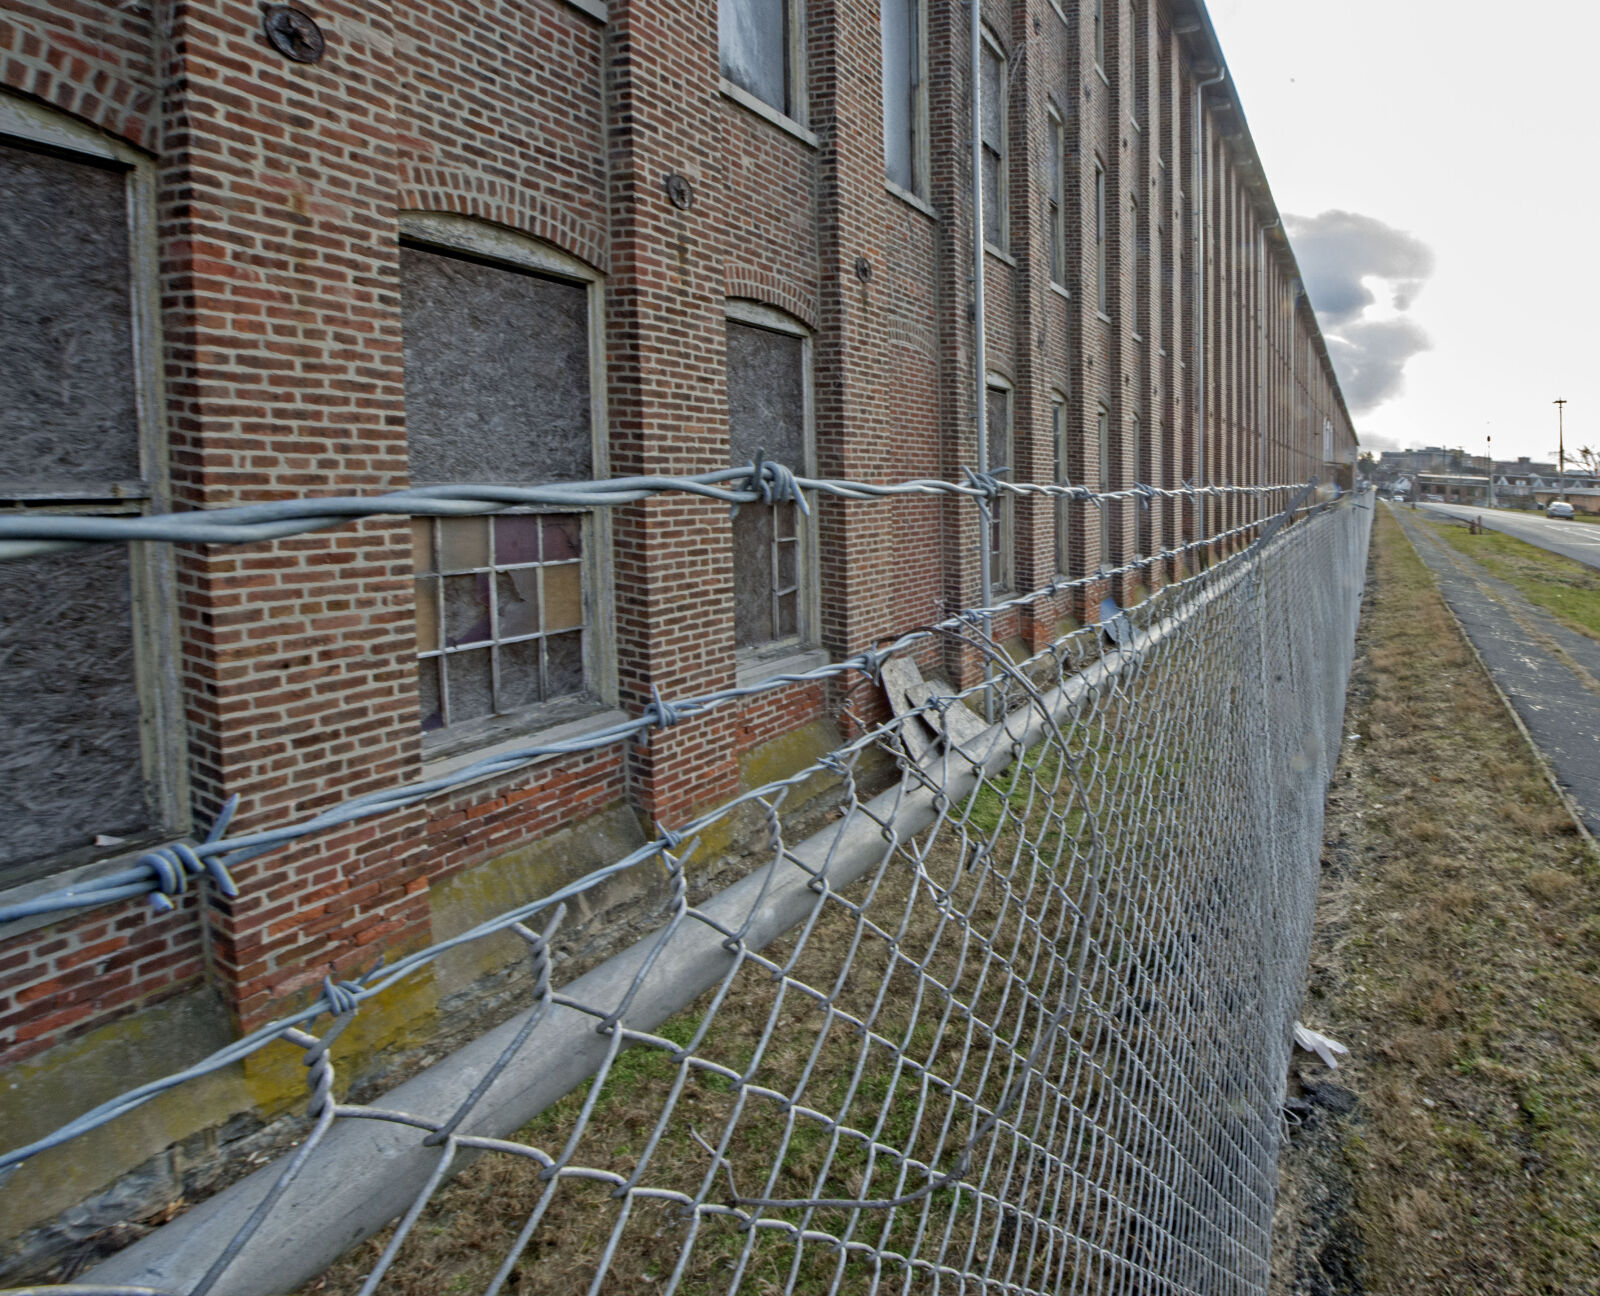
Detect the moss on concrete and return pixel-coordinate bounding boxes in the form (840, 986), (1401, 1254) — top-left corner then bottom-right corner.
(0, 988), (244, 1237)
(429, 804), (649, 996)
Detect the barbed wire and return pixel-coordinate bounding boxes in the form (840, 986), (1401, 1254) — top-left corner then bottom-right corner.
(0, 475), (1326, 930)
(34, 493), (1370, 1296)
(0, 457), (1308, 560)
(0, 490), (1353, 1185)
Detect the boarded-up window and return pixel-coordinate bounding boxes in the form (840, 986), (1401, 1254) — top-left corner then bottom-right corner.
(0, 142), (139, 488)
(0, 547), (148, 882)
(0, 139), (153, 883)
(979, 37), (1006, 249)
(881, 0), (920, 193)
(721, 0), (793, 117)
(727, 320), (807, 651)
(401, 243), (596, 733)
(401, 246), (591, 486)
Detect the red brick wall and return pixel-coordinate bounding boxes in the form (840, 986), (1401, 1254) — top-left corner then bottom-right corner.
(0, 0), (1358, 1076)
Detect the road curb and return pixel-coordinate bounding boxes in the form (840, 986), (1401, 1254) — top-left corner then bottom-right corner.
(1388, 505), (1597, 851)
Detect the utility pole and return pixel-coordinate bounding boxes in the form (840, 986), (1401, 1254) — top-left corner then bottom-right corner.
(1486, 433), (1493, 508)
(1555, 398), (1568, 499)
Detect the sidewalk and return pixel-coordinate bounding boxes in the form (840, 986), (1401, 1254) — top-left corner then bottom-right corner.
(1389, 504), (1600, 839)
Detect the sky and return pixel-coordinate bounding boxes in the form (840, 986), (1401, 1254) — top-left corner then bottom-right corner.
(1206, 0), (1600, 467)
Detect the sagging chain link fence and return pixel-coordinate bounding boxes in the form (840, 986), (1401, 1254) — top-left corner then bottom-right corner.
(0, 465), (1304, 927)
(2, 476), (1370, 1296)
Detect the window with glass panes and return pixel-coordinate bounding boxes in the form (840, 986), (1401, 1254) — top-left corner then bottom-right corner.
(979, 32), (1007, 250)
(726, 313), (812, 652)
(720, 0), (804, 121)
(1095, 160), (1108, 312)
(401, 235), (601, 736)
(1052, 393), (1070, 574)
(1048, 110), (1066, 284)
(881, 0), (925, 194)
(986, 382), (1013, 593)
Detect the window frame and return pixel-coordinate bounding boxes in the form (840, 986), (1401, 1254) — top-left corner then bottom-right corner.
(880, 0), (929, 201)
(979, 25), (1009, 256)
(1051, 391), (1071, 577)
(1097, 403), (1113, 568)
(398, 212), (615, 756)
(0, 95), (188, 893)
(725, 299), (820, 670)
(984, 372), (1015, 595)
(719, 0), (809, 131)
(1129, 194), (1140, 337)
(1094, 0), (1106, 75)
(1046, 106), (1067, 288)
(1094, 158), (1109, 315)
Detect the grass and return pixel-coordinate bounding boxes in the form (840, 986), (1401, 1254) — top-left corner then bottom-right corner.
(1277, 507), (1600, 1294)
(297, 626), (1250, 1295)
(1425, 516), (1600, 642)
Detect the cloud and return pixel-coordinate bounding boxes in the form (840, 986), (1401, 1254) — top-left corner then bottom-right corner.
(1285, 210), (1436, 414)
(1324, 318), (1432, 413)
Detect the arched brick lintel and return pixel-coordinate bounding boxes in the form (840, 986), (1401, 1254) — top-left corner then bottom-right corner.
(398, 167), (609, 276)
(0, 17), (158, 153)
(723, 264), (819, 332)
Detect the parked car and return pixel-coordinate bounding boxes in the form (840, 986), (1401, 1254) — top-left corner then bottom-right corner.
(1546, 500), (1577, 519)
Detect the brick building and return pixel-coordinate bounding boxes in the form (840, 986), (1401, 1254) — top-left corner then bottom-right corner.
(0, 0), (1355, 1262)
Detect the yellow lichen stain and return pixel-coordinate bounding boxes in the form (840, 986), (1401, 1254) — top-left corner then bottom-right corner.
(0, 990), (244, 1237)
(237, 970), (442, 1117)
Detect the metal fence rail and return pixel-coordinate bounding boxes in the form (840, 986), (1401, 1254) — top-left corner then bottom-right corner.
(2, 485), (1370, 1296)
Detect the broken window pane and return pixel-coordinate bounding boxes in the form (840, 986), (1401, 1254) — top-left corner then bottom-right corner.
(0, 545), (148, 882)
(402, 235), (597, 738)
(401, 245), (592, 486)
(0, 142), (139, 489)
(721, 0), (789, 114)
(727, 320), (806, 650)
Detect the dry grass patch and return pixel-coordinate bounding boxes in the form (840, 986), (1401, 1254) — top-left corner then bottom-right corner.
(1275, 508), (1600, 1295)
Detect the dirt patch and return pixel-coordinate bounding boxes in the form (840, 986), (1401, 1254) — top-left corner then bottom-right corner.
(1273, 508), (1600, 1295)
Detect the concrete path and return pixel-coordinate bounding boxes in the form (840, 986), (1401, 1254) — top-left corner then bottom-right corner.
(1389, 503), (1600, 839)
(1415, 500), (1600, 572)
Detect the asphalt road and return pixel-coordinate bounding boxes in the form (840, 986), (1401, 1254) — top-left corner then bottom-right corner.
(1390, 504), (1600, 839)
(1413, 500), (1600, 571)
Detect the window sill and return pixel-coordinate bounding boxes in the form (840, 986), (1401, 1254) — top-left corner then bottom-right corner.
(561, 0), (606, 20)
(422, 704), (632, 789)
(1131, 331), (1144, 343)
(1096, 310), (1114, 324)
(1049, 281), (1072, 301)
(1048, 0), (1068, 25)
(736, 644), (830, 690)
(1096, 65), (1110, 87)
(0, 833), (177, 941)
(984, 243), (1018, 268)
(719, 80), (819, 148)
(884, 179), (937, 221)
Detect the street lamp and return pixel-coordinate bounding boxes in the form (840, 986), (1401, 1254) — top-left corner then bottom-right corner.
(1555, 399), (1567, 499)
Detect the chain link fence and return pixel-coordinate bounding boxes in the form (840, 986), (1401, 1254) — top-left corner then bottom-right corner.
(6, 488), (1370, 1296)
